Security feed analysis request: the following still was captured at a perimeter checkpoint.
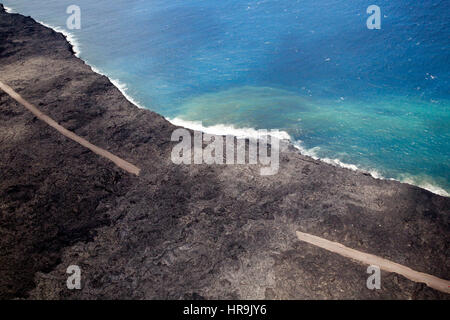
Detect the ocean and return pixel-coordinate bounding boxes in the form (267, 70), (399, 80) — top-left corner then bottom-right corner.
(3, 0), (449, 196)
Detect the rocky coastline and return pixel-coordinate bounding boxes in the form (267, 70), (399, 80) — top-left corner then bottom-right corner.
(0, 4), (448, 299)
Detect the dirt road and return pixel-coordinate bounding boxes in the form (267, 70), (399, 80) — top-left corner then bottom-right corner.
(0, 80), (141, 176)
(296, 231), (450, 294)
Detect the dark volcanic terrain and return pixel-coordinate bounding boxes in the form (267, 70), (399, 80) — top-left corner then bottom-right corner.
(0, 5), (448, 299)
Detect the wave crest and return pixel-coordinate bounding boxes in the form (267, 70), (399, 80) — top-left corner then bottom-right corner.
(36, 21), (81, 58)
(168, 117), (291, 140)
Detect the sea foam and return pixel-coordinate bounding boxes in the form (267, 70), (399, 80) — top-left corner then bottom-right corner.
(169, 117), (382, 177)
(36, 20), (146, 110)
(292, 140), (449, 197)
(397, 176), (450, 197)
(168, 117), (291, 140)
(37, 21), (81, 58)
(168, 117), (449, 197)
(292, 140), (383, 178)
(98, 72), (146, 110)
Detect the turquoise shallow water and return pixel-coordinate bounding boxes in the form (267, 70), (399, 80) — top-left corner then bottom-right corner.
(3, 0), (449, 195)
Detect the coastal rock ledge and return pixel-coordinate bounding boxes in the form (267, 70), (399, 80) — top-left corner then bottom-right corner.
(0, 5), (448, 299)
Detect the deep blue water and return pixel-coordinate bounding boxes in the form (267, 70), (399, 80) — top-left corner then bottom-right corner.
(4, 0), (449, 195)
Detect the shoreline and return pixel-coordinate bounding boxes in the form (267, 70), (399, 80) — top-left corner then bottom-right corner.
(5, 3), (447, 197)
(2, 3), (146, 111)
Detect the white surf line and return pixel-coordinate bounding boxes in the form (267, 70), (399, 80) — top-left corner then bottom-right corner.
(296, 231), (450, 294)
(0, 80), (141, 176)
(3, 5), (13, 13)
